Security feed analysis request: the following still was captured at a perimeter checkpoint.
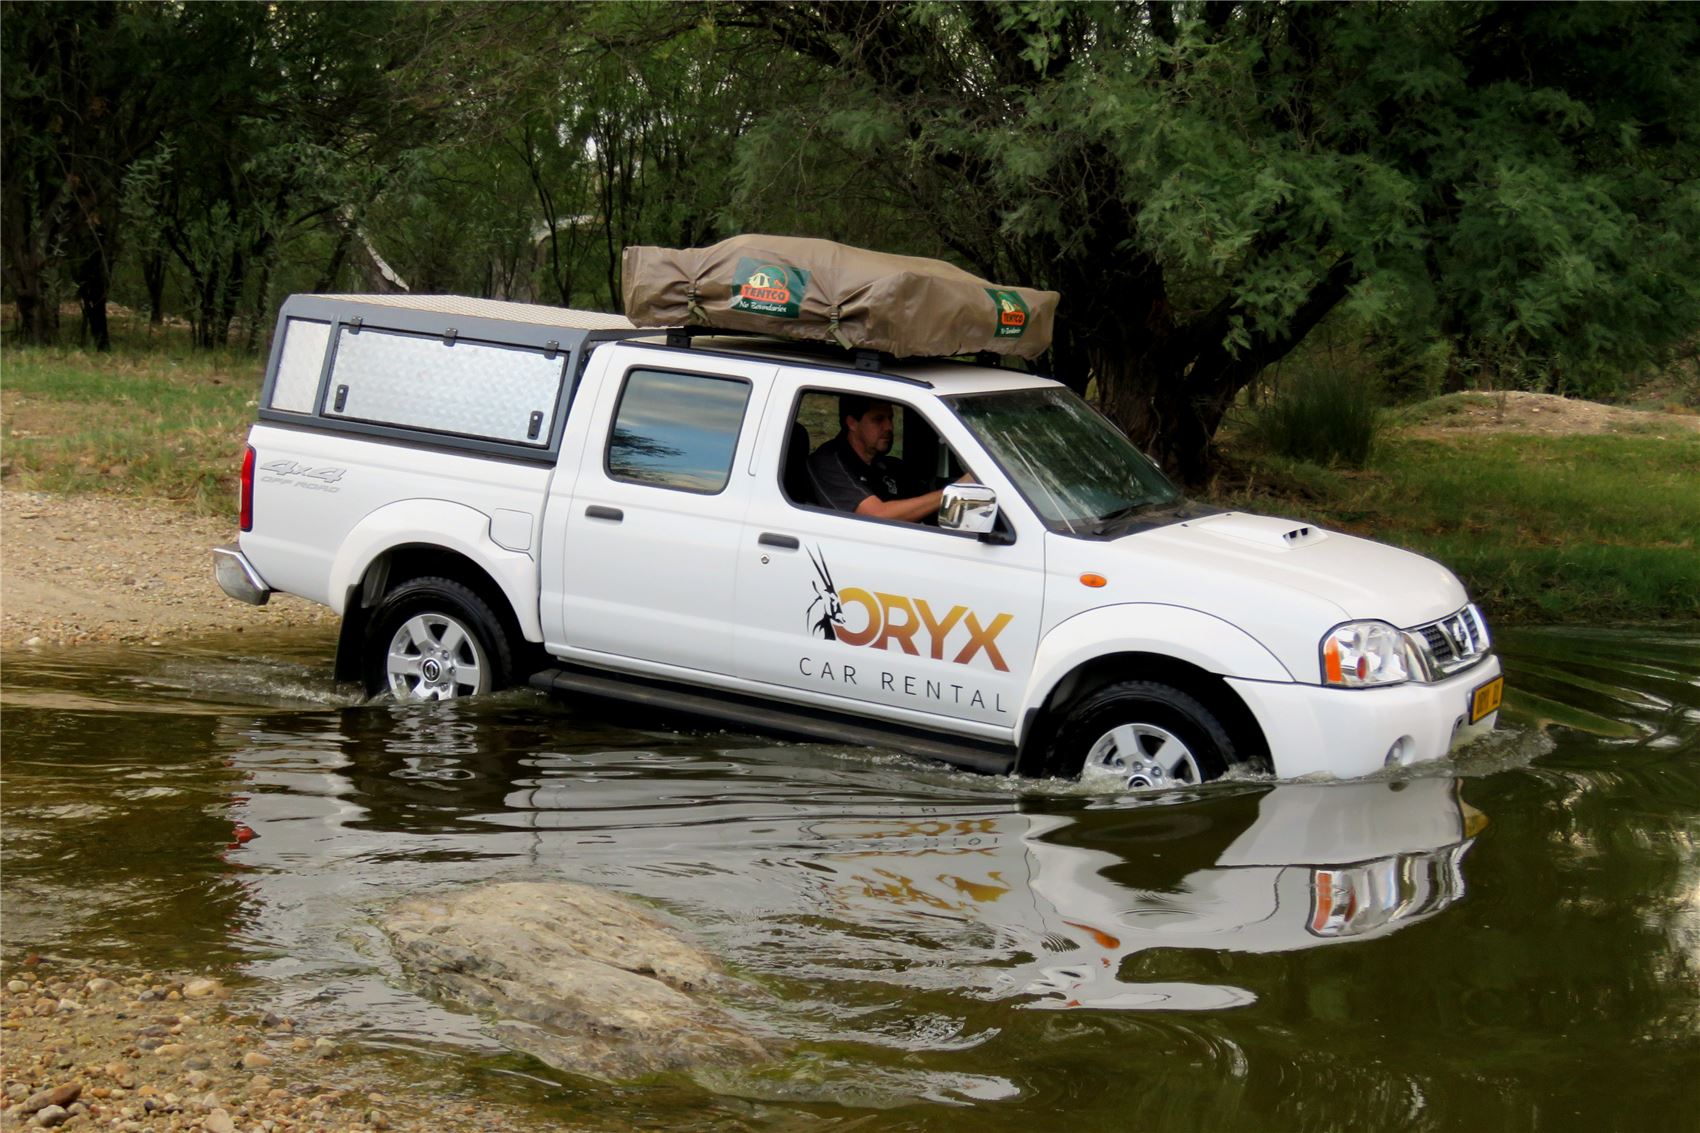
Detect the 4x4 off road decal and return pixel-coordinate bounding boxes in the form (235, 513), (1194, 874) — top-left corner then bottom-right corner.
(985, 289), (1029, 339)
(732, 258), (808, 319)
(806, 546), (1012, 671)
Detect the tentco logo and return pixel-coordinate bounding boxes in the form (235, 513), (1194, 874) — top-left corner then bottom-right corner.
(984, 289), (1030, 338)
(807, 546), (1013, 672)
(740, 269), (791, 305)
(732, 257), (808, 319)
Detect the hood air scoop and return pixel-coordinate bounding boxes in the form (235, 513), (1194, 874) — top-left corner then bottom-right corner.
(1189, 512), (1329, 550)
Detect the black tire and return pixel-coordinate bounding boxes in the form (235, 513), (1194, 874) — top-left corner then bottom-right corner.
(363, 576), (514, 700)
(1046, 679), (1238, 787)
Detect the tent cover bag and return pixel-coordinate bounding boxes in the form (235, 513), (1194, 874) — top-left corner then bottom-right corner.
(621, 234), (1059, 360)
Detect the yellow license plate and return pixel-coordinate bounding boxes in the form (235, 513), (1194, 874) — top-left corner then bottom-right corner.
(1470, 676), (1504, 723)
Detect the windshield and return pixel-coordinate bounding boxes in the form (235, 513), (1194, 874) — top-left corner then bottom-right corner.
(947, 386), (1181, 536)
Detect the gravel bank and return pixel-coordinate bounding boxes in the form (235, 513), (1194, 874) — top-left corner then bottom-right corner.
(0, 960), (538, 1133)
(1, 491), (333, 648)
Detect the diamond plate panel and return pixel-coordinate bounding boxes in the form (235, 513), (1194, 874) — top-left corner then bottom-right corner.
(270, 318), (331, 412)
(325, 328), (565, 444)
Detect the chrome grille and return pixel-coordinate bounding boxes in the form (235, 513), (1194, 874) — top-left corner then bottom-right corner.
(1420, 623), (1452, 661)
(1405, 605), (1492, 680)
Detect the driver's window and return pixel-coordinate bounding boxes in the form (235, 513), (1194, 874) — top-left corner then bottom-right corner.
(782, 388), (969, 516)
(794, 390), (915, 459)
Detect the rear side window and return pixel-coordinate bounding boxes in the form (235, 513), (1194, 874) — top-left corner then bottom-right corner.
(268, 317), (331, 413)
(322, 325), (565, 445)
(606, 369), (751, 494)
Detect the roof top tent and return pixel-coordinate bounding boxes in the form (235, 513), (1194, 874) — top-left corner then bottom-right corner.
(622, 233), (1060, 362)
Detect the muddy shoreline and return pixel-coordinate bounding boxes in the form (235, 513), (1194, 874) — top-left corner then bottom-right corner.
(1, 491), (332, 649)
(0, 960), (531, 1133)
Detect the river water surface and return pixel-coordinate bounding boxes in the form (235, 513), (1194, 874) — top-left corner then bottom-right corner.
(3, 627), (1696, 1130)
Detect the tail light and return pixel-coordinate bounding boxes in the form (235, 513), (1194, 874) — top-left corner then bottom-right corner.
(240, 445), (256, 531)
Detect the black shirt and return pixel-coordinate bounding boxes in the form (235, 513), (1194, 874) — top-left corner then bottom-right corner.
(806, 432), (927, 512)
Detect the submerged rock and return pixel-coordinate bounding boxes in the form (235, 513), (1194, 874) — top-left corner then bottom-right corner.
(381, 881), (769, 1082)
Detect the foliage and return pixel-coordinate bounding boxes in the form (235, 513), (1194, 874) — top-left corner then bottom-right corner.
(1, 2), (177, 348)
(5, 1), (1700, 484)
(125, 4), (480, 347)
(1252, 364), (1382, 469)
(726, 1), (1700, 481)
(333, 5), (804, 309)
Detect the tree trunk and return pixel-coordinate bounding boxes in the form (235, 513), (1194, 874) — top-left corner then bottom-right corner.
(314, 224), (354, 293)
(247, 249), (276, 354)
(191, 263), (218, 349)
(1147, 354), (1255, 486)
(1088, 340), (1261, 486)
(214, 249), (245, 348)
(142, 250), (167, 326)
(4, 219), (63, 345)
(74, 244), (112, 352)
(10, 292), (60, 344)
(1053, 255), (1356, 486)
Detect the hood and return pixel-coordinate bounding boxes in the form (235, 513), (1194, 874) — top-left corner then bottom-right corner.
(1042, 511), (1474, 685)
(1124, 512), (1468, 629)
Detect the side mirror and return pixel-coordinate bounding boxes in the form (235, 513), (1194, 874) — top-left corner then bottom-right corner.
(939, 483), (999, 535)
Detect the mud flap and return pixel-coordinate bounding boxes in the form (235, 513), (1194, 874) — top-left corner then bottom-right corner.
(334, 602), (371, 685)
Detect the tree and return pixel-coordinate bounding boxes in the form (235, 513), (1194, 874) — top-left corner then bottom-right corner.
(364, 3), (805, 311)
(729, 2), (1700, 482)
(119, 3), (471, 347)
(2, 2), (174, 348)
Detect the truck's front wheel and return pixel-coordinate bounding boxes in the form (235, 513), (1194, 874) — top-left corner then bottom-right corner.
(364, 577), (513, 701)
(1048, 680), (1238, 789)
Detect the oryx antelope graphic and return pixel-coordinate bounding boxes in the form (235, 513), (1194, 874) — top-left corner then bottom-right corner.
(806, 546), (846, 640)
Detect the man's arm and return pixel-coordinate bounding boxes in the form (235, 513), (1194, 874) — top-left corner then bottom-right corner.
(853, 490), (945, 523)
(853, 470), (976, 523)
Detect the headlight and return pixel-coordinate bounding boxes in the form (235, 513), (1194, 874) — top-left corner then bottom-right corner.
(1321, 621), (1411, 687)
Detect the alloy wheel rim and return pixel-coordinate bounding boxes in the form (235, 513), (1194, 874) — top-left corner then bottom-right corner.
(1083, 722), (1202, 790)
(385, 613), (488, 700)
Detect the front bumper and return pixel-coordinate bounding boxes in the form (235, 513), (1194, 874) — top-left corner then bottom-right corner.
(1226, 655), (1502, 780)
(213, 544), (272, 606)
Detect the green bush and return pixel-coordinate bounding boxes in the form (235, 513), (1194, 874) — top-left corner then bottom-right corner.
(1253, 366), (1382, 468)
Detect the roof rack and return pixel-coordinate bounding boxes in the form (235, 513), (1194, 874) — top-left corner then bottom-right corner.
(659, 327), (1018, 373)
(662, 325), (901, 373)
(664, 325), (762, 349)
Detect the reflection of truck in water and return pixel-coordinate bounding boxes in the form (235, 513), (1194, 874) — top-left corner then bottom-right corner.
(808, 778), (1484, 1010)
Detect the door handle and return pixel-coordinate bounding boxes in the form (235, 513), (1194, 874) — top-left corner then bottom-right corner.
(758, 532), (800, 550)
(585, 505), (623, 522)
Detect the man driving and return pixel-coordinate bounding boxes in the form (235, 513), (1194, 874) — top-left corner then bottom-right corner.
(806, 395), (953, 523)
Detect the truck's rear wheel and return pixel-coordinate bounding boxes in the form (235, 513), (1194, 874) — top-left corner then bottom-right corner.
(364, 577), (513, 700)
(1048, 680), (1237, 788)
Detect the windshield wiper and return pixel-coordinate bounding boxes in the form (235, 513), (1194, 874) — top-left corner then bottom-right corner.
(1090, 497), (1200, 537)
(1090, 502), (1161, 536)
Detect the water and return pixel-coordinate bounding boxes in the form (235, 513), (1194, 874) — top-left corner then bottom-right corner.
(3, 627), (1697, 1130)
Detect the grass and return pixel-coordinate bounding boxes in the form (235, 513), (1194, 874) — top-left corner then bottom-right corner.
(1214, 431), (1700, 623)
(1250, 363), (1382, 467)
(2, 335), (263, 513)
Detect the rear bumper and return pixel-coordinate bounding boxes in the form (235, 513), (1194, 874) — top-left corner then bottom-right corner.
(1227, 656), (1502, 780)
(213, 544), (272, 606)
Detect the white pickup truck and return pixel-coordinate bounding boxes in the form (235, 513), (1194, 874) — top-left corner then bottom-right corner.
(215, 292), (1502, 787)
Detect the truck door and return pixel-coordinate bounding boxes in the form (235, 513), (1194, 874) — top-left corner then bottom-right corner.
(733, 376), (1045, 741)
(544, 346), (775, 676)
